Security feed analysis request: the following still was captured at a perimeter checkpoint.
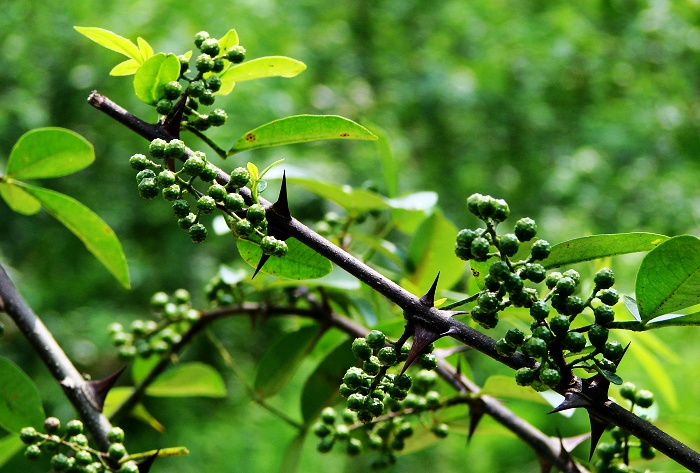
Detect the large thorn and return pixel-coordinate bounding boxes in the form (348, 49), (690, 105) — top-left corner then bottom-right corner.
(400, 323), (453, 374)
(588, 414), (610, 460)
(419, 272), (440, 307)
(252, 254), (271, 279)
(467, 399), (486, 442)
(548, 391), (592, 414)
(253, 173), (292, 280)
(137, 450), (160, 473)
(83, 366), (125, 412)
(271, 172), (291, 220)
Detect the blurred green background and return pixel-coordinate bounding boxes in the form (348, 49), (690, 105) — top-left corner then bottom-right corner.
(2, 0), (700, 472)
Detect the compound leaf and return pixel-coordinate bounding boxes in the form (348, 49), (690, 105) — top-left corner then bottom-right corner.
(7, 128), (94, 179)
(229, 115), (377, 155)
(0, 357), (45, 433)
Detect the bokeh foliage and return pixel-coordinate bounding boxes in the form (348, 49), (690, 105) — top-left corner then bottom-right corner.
(2, 1), (700, 472)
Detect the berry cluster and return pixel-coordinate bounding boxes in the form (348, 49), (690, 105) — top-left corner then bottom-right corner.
(130, 138), (288, 257)
(594, 383), (656, 472)
(315, 331), (447, 467)
(454, 194), (624, 391)
(20, 417), (135, 473)
(108, 289), (199, 360)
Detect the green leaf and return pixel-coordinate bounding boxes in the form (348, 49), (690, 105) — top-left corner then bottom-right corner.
(228, 115), (377, 155)
(0, 434), (24, 468)
(132, 354), (159, 384)
(110, 58), (140, 76)
(280, 433), (306, 473)
(645, 311), (700, 328)
(137, 37), (153, 60)
(220, 56), (306, 84)
(254, 325), (319, 400)
(0, 181), (41, 215)
(133, 53), (181, 105)
(468, 256), (499, 290)
(19, 183), (130, 288)
(300, 339), (355, 424)
(407, 211), (464, 292)
(103, 387), (164, 432)
(74, 26), (142, 62)
(366, 123), (398, 197)
(7, 128), (94, 179)
(287, 177), (389, 213)
(237, 238), (332, 280)
(542, 233), (669, 269)
(218, 29), (240, 52)
(0, 357), (45, 433)
(636, 235), (700, 321)
(146, 362), (226, 398)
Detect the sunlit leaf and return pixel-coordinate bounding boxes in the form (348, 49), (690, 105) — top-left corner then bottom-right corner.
(0, 357), (45, 433)
(280, 433), (306, 473)
(137, 37), (154, 60)
(0, 435), (23, 469)
(74, 26), (142, 62)
(132, 354), (159, 384)
(19, 183), (130, 288)
(146, 362), (226, 398)
(103, 387), (165, 432)
(110, 58), (140, 76)
(300, 339), (355, 423)
(220, 56), (306, 84)
(542, 233), (669, 269)
(0, 181), (41, 215)
(229, 115), (377, 155)
(218, 29), (240, 52)
(133, 53), (181, 105)
(237, 238), (332, 280)
(254, 325), (319, 399)
(7, 128), (94, 179)
(407, 211), (464, 292)
(287, 177), (389, 213)
(367, 123), (398, 197)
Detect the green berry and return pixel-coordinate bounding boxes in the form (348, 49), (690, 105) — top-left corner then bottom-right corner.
(177, 54), (190, 73)
(640, 443), (655, 460)
(189, 80), (206, 98)
(65, 419), (84, 436)
(504, 328), (525, 347)
(229, 167), (250, 188)
(530, 239), (551, 261)
(178, 213), (197, 230)
(394, 373), (412, 391)
(317, 437), (335, 453)
(19, 427), (39, 445)
(24, 444), (42, 461)
(346, 438), (362, 456)
(205, 75), (222, 92)
(148, 138), (167, 158)
(339, 384), (356, 397)
(514, 217), (537, 242)
(320, 407), (336, 425)
(138, 177), (159, 199)
(477, 292), (499, 312)
(155, 98), (173, 115)
(588, 324), (609, 347)
(483, 274), (501, 291)
(594, 305), (615, 325)
(456, 228), (477, 248)
(199, 89), (216, 106)
(224, 193), (245, 211)
(42, 435), (60, 452)
(119, 461), (139, 473)
(51, 453), (71, 471)
(515, 367), (537, 386)
(212, 58), (225, 73)
(200, 163), (218, 182)
(492, 198), (510, 222)
(415, 369), (437, 388)
(259, 235), (279, 255)
(209, 108), (227, 126)
(545, 271), (561, 289)
(496, 338), (516, 356)
(245, 204), (265, 225)
(195, 53), (215, 72)
(347, 393), (365, 411)
(44, 417), (60, 433)
(351, 338), (372, 361)
(432, 423), (449, 438)
(477, 195), (498, 220)
(226, 45), (246, 63)
(365, 330), (386, 349)
(503, 273), (524, 294)
(70, 433), (88, 446)
(549, 315), (570, 337)
(200, 38), (220, 56)
(377, 346), (398, 366)
(334, 423), (350, 440)
(466, 193), (484, 216)
(136, 169), (156, 182)
(189, 223), (207, 242)
(365, 397), (384, 417)
(524, 337), (548, 358)
(363, 356), (381, 375)
(555, 277), (576, 296)
(418, 353), (438, 370)
(162, 184), (181, 201)
(165, 139), (186, 158)
(163, 80), (183, 100)
(313, 421), (332, 438)
(603, 341), (624, 361)
(194, 31), (210, 48)
(108, 442), (126, 460)
(343, 368), (364, 389)
(183, 155), (205, 176)
(272, 239), (288, 257)
(489, 261), (511, 281)
(598, 288), (619, 306)
(619, 382), (636, 401)
(635, 389), (654, 408)
(594, 267), (615, 289)
(197, 195), (217, 213)
(530, 301), (550, 321)
(470, 236), (490, 261)
(233, 219), (253, 237)
(562, 269), (580, 285)
(172, 199), (190, 218)
(129, 154), (152, 171)
(565, 296), (585, 315)
(75, 450), (93, 465)
(454, 244), (471, 260)
(539, 368), (561, 388)
(563, 331), (586, 352)
(532, 325), (552, 342)
(157, 170), (176, 188)
(522, 263), (546, 283)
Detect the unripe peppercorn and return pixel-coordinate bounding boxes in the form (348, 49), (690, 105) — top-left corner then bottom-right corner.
(351, 337), (372, 360)
(229, 167), (251, 188)
(189, 223), (207, 242)
(346, 438), (362, 456)
(24, 444), (41, 461)
(539, 368), (561, 388)
(343, 367), (364, 389)
(503, 273), (524, 294)
(363, 356), (381, 375)
(563, 331), (586, 352)
(199, 90), (216, 106)
(532, 325), (552, 342)
(205, 75), (222, 92)
(598, 288), (619, 306)
(619, 382), (636, 401)
(199, 165), (218, 183)
(594, 305), (615, 325)
(603, 341), (624, 361)
(530, 301), (550, 321)
(313, 421), (332, 438)
(75, 450), (93, 465)
(394, 373), (412, 391)
(377, 346), (397, 366)
(432, 423), (449, 438)
(108, 443), (126, 460)
(515, 367), (537, 386)
(197, 195), (217, 213)
(172, 200), (191, 219)
(492, 198), (510, 222)
(44, 416), (60, 433)
(477, 292), (499, 312)
(136, 169), (156, 182)
(183, 155), (205, 176)
(504, 328), (525, 347)
(456, 228), (477, 248)
(594, 267), (615, 289)
(496, 338), (516, 356)
(226, 45), (246, 63)
(200, 38), (220, 56)
(489, 261), (511, 282)
(565, 296), (585, 315)
(212, 58), (225, 73)
(260, 236), (281, 256)
(470, 237), (490, 261)
(195, 53), (215, 72)
(129, 154), (152, 171)
(157, 170), (176, 188)
(65, 419), (84, 436)
(155, 98), (173, 115)
(522, 263), (546, 283)
(19, 427), (38, 445)
(346, 393), (365, 411)
(588, 324), (609, 347)
(498, 233), (519, 257)
(365, 330), (386, 349)
(163, 80), (183, 100)
(555, 277), (576, 296)
(119, 461), (139, 473)
(224, 193), (245, 211)
(476, 195), (497, 219)
(418, 353), (438, 370)
(150, 291), (169, 309)
(466, 193), (484, 216)
(177, 54), (190, 74)
(562, 269), (580, 285)
(524, 337), (548, 358)
(635, 389), (654, 408)
(149, 138), (168, 158)
(233, 219), (253, 237)
(209, 108), (227, 126)
(194, 31), (210, 49)
(549, 315), (570, 337)
(164, 139), (186, 158)
(530, 239), (551, 261)
(162, 184), (181, 201)
(189, 80), (206, 98)
(365, 397), (384, 417)
(339, 384), (356, 397)
(514, 217), (537, 241)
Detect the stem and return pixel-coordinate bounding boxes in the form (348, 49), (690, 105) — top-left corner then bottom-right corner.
(0, 264), (113, 451)
(183, 125), (227, 159)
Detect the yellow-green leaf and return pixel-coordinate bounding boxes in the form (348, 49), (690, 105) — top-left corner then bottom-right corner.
(110, 58), (140, 76)
(0, 181), (41, 215)
(229, 115), (377, 155)
(133, 53), (181, 105)
(103, 387), (165, 432)
(220, 56), (306, 83)
(146, 362), (226, 398)
(7, 128), (94, 179)
(218, 29), (240, 52)
(74, 26), (142, 62)
(0, 435), (24, 469)
(137, 37), (154, 60)
(19, 183), (130, 288)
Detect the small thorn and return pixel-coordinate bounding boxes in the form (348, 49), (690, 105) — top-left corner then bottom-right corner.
(252, 254), (271, 279)
(613, 342), (632, 367)
(588, 415), (609, 461)
(271, 172), (291, 220)
(548, 392), (592, 414)
(137, 450), (160, 473)
(84, 366), (126, 412)
(419, 272), (440, 307)
(468, 401), (486, 442)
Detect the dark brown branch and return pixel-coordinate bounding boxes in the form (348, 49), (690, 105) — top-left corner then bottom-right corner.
(87, 90), (700, 471)
(0, 264), (114, 451)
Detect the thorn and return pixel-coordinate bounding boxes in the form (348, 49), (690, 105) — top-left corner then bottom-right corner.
(548, 391), (592, 414)
(252, 254), (271, 279)
(613, 342), (632, 367)
(536, 454), (553, 473)
(467, 400), (486, 442)
(588, 414), (609, 461)
(400, 323), (450, 374)
(271, 172), (291, 221)
(137, 450), (160, 473)
(84, 366), (126, 412)
(442, 310), (469, 318)
(419, 272), (440, 307)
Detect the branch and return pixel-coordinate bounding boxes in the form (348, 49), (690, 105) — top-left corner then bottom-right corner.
(87, 91), (700, 471)
(0, 263), (114, 451)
